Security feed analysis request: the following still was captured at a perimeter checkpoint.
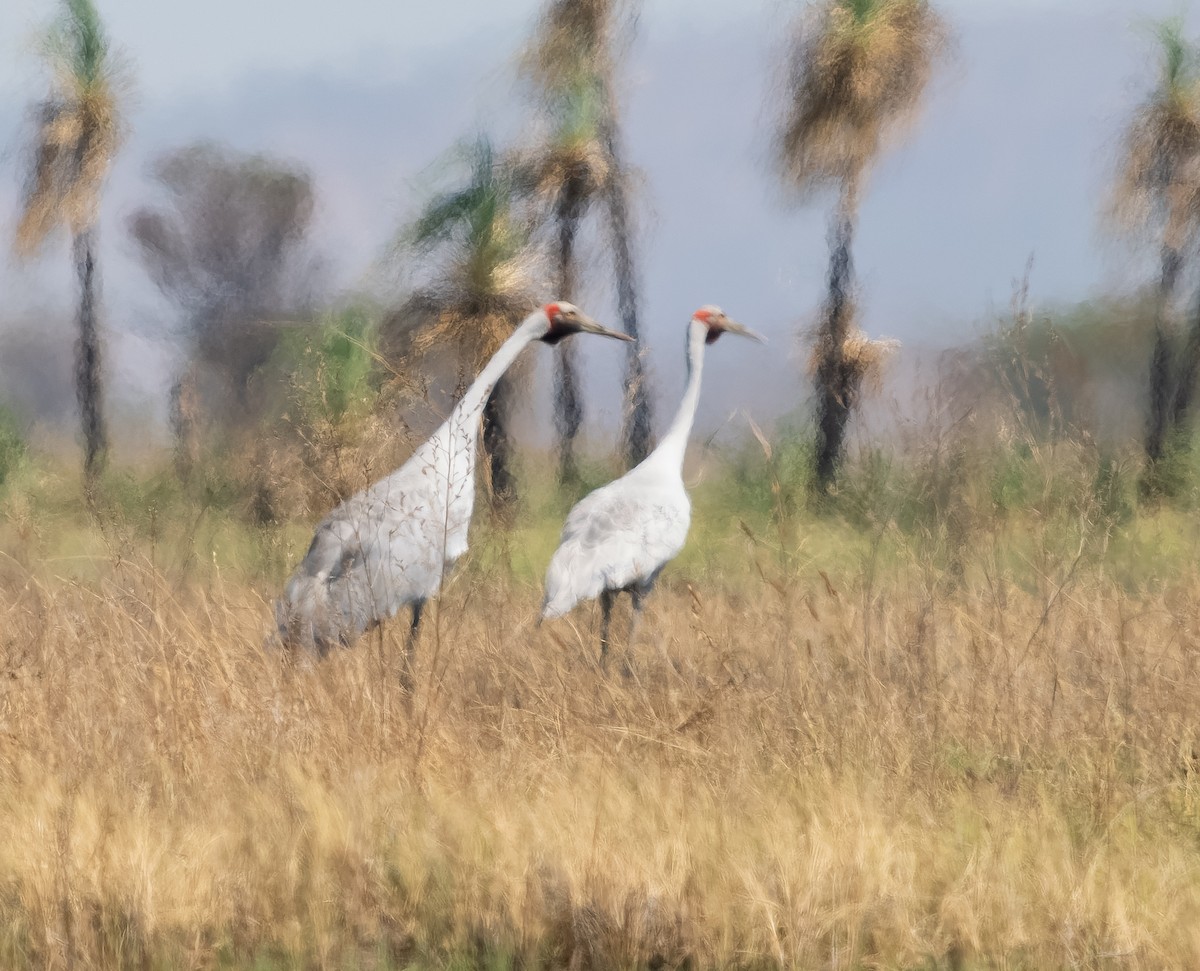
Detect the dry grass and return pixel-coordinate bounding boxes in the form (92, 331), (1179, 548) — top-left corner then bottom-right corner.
(3, 500), (1200, 970)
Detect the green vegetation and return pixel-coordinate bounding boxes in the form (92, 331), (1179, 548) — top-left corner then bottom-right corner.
(0, 407), (28, 488)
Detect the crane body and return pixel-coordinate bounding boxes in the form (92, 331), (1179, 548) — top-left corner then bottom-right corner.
(541, 306), (763, 662)
(276, 303), (630, 659)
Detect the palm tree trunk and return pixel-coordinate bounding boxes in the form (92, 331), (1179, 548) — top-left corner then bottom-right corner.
(73, 228), (107, 493)
(598, 99), (653, 467)
(812, 180), (859, 496)
(1169, 281), (1200, 437)
(1143, 244), (1182, 472)
(554, 195), (584, 487)
(483, 373), (516, 506)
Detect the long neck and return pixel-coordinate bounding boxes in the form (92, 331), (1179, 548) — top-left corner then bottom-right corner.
(651, 320), (706, 471)
(451, 311), (542, 429)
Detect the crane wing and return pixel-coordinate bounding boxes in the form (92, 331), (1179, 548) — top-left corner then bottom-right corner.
(541, 478), (690, 619)
(276, 412), (477, 651)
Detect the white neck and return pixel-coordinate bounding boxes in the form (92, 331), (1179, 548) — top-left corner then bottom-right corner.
(451, 310), (545, 428)
(648, 319), (707, 471)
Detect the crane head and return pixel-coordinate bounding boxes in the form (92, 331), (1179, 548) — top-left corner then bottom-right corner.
(540, 302), (633, 345)
(694, 305), (766, 345)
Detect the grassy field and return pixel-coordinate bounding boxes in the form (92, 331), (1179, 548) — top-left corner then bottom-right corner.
(3, 443), (1200, 970)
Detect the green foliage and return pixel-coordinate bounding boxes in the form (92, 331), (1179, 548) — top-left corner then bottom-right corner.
(724, 414), (813, 522)
(51, 0), (109, 88)
(777, 0), (948, 194)
(1156, 17), (1196, 93)
(987, 442), (1038, 513)
(394, 135), (537, 377)
(274, 306), (380, 428)
(1093, 452), (1136, 523)
(953, 291), (1156, 444)
(407, 136), (531, 291)
(847, 0), (883, 25)
(554, 73), (605, 141)
(1110, 18), (1200, 245)
(0, 407), (28, 487)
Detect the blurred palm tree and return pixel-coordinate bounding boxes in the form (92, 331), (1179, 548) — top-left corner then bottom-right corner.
(776, 0), (946, 496)
(521, 0), (653, 483)
(516, 74), (611, 484)
(14, 0), (126, 493)
(389, 137), (539, 506)
(1110, 21), (1200, 481)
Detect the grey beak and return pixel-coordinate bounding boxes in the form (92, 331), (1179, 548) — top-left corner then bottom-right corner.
(578, 315), (635, 342)
(722, 320), (767, 344)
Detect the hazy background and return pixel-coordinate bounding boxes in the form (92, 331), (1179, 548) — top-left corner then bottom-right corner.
(0, 0), (1182, 445)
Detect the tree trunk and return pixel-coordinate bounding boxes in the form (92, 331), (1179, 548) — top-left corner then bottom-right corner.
(1143, 244), (1182, 472)
(1169, 282), (1200, 436)
(73, 228), (107, 494)
(483, 373), (516, 506)
(811, 182), (859, 497)
(554, 192), (584, 487)
(598, 96), (654, 467)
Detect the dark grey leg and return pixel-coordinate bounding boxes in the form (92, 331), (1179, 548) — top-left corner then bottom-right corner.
(599, 590), (614, 668)
(401, 599), (424, 692)
(616, 588), (650, 679)
(629, 588), (645, 646)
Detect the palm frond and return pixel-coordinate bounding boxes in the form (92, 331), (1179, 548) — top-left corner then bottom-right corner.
(1109, 20), (1200, 247)
(777, 0), (948, 196)
(806, 327), (900, 396)
(1158, 18), (1192, 92)
(409, 186), (490, 250)
(521, 0), (626, 95)
(510, 72), (612, 224)
(59, 0), (107, 85)
(393, 135), (542, 368)
(14, 0), (125, 255)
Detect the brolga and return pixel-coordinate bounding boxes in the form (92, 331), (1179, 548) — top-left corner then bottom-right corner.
(276, 302), (631, 675)
(541, 305), (764, 665)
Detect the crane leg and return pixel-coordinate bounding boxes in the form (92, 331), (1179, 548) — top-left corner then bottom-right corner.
(629, 589), (645, 647)
(610, 589), (647, 679)
(401, 599), (425, 692)
(599, 590), (614, 669)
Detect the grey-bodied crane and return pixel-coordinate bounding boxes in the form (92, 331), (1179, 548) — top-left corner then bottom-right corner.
(541, 305), (764, 665)
(276, 302), (631, 673)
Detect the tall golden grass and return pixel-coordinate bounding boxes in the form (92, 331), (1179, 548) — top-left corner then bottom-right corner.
(3, 489), (1200, 970)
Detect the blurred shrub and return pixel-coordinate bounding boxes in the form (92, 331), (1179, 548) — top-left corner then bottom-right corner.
(230, 304), (417, 524)
(275, 305), (379, 428)
(944, 291), (1155, 446)
(0, 406), (28, 487)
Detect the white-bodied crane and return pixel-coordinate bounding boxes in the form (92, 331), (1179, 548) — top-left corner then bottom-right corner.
(541, 305), (764, 664)
(276, 302), (631, 668)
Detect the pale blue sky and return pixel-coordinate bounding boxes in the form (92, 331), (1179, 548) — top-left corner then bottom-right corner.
(0, 0), (1175, 101)
(0, 0), (1190, 440)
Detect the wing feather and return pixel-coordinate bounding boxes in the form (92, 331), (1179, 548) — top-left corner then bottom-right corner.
(542, 477), (690, 619)
(276, 413), (477, 650)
